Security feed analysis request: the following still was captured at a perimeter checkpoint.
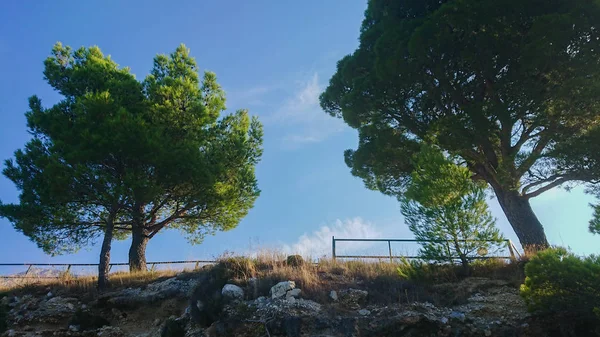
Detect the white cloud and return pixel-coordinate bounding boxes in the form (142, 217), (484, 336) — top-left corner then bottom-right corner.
(297, 73), (320, 107)
(265, 73), (346, 148)
(281, 218), (382, 258)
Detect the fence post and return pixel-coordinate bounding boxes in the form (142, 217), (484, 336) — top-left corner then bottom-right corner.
(388, 240), (393, 263)
(507, 240), (516, 261)
(509, 240), (522, 260)
(332, 236), (336, 261)
(195, 261), (200, 270)
(24, 265), (33, 276)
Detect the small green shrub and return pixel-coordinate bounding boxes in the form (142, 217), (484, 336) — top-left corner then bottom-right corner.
(397, 258), (428, 281)
(218, 256), (255, 279)
(396, 258), (458, 283)
(520, 247), (600, 321)
(286, 255), (305, 268)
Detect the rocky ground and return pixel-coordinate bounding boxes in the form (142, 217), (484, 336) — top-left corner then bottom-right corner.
(0, 267), (584, 337)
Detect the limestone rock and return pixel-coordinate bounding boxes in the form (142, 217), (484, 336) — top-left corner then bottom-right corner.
(270, 281), (295, 299)
(221, 284), (244, 301)
(286, 288), (301, 299)
(100, 277), (198, 309)
(337, 288), (368, 308)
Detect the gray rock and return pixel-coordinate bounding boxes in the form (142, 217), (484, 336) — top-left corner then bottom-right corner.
(286, 288), (302, 299)
(449, 311), (466, 322)
(270, 281), (295, 299)
(69, 325), (80, 332)
(329, 290), (338, 301)
(7, 330), (16, 337)
(484, 329), (492, 336)
(337, 289), (368, 308)
(287, 296), (296, 303)
(46, 292), (53, 298)
(101, 277), (199, 309)
(256, 296), (267, 303)
(358, 309), (371, 316)
(248, 277), (259, 299)
(222, 284), (244, 301)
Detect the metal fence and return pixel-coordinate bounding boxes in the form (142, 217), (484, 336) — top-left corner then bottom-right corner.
(331, 237), (521, 262)
(0, 260), (216, 279)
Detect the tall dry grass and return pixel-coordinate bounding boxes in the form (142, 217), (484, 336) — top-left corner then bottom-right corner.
(1, 249), (526, 306)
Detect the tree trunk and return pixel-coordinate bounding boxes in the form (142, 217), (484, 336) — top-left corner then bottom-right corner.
(494, 189), (549, 254)
(98, 214), (115, 291)
(452, 239), (471, 276)
(129, 226), (149, 272)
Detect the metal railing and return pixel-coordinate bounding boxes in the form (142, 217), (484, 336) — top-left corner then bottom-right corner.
(0, 260), (216, 279)
(331, 237), (521, 262)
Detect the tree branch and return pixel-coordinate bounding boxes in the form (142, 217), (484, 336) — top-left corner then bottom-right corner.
(523, 177), (570, 199)
(516, 133), (551, 177)
(511, 124), (539, 154)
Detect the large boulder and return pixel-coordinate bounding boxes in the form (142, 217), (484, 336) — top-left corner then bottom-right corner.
(270, 281), (295, 299)
(99, 277), (198, 309)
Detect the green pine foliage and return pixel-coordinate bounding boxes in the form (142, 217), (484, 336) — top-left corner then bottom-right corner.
(0, 43), (263, 287)
(401, 146), (505, 270)
(590, 204), (600, 236)
(520, 248), (600, 322)
(320, 0), (600, 252)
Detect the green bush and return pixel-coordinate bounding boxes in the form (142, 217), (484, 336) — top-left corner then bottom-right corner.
(218, 256), (255, 279)
(286, 255), (305, 268)
(520, 247), (600, 321)
(396, 258), (457, 283)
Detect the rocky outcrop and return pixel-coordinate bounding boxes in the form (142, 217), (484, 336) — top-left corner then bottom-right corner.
(0, 275), (582, 337)
(98, 277), (198, 309)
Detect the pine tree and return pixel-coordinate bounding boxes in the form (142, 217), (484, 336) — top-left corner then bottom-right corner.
(0, 43), (263, 288)
(401, 146), (505, 272)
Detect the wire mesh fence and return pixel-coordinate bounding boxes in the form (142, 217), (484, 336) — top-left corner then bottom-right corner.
(0, 260), (216, 279)
(331, 237), (520, 262)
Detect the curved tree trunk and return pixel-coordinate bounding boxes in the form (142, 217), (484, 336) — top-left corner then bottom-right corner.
(129, 226), (149, 272)
(98, 214), (115, 290)
(494, 189), (549, 254)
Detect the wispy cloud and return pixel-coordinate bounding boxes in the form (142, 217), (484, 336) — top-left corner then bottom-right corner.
(227, 73), (346, 148)
(281, 218), (382, 258)
(267, 73), (345, 148)
(227, 85), (276, 109)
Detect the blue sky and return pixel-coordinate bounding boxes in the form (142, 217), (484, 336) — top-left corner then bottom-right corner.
(0, 1), (597, 274)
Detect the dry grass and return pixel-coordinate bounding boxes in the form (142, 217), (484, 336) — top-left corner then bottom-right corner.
(217, 252), (525, 305)
(0, 269), (195, 296)
(1, 251), (527, 307)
